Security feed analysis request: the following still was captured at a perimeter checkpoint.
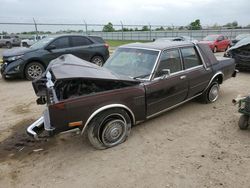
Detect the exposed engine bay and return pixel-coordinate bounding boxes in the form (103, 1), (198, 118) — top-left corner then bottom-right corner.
(54, 78), (138, 100)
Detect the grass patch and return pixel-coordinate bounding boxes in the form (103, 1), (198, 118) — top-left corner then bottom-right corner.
(106, 40), (150, 47)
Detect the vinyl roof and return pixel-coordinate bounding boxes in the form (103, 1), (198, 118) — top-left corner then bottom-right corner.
(120, 41), (194, 50)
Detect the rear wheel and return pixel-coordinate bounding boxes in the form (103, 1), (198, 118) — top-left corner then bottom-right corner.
(87, 108), (131, 149)
(91, 56), (104, 66)
(6, 42), (12, 49)
(201, 81), (220, 103)
(22, 42), (28, 47)
(238, 115), (249, 130)
(25, 62), (45, 80)
(213, 46), (217, 53)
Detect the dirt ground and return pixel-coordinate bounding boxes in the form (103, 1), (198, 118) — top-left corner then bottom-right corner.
(0, 49), (250, 188)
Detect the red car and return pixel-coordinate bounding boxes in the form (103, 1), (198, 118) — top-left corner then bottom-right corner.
(200, 34), (231, 53)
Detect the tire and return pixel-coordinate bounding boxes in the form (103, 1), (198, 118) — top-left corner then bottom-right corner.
(91, 56), (104, 66)
(238, 115), (249, 130)
(87, 108), (132, 149)
(6, 42), (12, 49)
(213, 46), (217, 53)
(201, 81), (220, 103)
(25, 62), (45, 81)
(22, 42), (28, 47)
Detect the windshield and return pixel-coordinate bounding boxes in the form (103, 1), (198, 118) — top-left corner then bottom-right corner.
(30, 37), (54, 49)
(103, 48), (159, 79)
(203, 35), (218, 41)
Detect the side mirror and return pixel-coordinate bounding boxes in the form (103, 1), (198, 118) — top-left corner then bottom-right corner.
(45, 44), (56, 51)
(160, 69), (171, 79)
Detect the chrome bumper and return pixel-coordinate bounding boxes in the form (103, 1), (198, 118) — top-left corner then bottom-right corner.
(26, 116), (44, 140)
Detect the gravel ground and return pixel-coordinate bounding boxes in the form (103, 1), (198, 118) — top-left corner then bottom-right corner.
(0, 48), (250, 188)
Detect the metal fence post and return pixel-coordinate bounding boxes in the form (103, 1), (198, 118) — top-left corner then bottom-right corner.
(83, 19), (88, 35)
(33, 18), (38, 38)
(120, 21), (124, 40)
(149, 23), (151, 41)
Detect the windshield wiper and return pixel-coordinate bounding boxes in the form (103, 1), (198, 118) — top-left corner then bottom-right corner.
(133, 73), (152, 80)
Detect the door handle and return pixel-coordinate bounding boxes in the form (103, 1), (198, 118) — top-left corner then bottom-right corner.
(180, 75), (186, 80)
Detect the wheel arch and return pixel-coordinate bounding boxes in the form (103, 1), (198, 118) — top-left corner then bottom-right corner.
(81, 104), (135, 135)
(90, 53), (104, 61)
(204, 72), (224, 91)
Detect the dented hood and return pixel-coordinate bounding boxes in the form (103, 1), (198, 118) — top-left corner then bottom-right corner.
(229, 36), (250, 51)
(47, 54), (139, 82)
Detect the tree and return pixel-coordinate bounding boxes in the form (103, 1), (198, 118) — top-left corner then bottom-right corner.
(141, 25), (149, 31)
(188, 19), (202, 30)
(155, 26), (164, 31)
(223, 21), (239, 28)
(102, 22), (115, 32)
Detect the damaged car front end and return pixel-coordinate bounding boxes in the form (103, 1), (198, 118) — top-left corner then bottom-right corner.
(225, 36), (250, 70)
(27, 54), (146, 145)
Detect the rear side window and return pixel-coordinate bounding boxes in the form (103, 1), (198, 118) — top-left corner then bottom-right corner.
(181, 47), (202, 69)
(50, 37), (70, 49)
(71, 36), (93, 47)
(3, 36), (11, 39)
(155, 49), (182, 77)
(88, 36), (105, 43)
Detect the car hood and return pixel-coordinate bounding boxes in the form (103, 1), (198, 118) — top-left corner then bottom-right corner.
(228, 36), (250, 51)
(2, 47), (37, 57)
(46, 54), (140, 82)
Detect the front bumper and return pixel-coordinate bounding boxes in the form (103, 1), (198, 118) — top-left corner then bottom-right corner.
(0, 59), (25, 79)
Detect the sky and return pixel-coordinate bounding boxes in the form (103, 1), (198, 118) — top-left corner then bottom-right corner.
(0, 0), (250, 32)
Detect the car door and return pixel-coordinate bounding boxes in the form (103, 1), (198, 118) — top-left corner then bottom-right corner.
(69, 36), (94, 61)
(216, 35), (225, 51)
(43, 36), (71, 64)
(180, 46), (212, 98)
(145, 49), (189, 117)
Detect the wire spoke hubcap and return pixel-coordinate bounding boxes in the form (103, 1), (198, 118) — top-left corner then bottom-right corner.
(209, 84), (219, 102)
(101, 119), (126, 146)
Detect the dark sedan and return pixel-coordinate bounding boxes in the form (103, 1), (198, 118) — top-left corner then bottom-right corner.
(0, 35), (109, 80)
(27, 41), (236, 149)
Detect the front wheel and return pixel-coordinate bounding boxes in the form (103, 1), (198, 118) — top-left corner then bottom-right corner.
(201, 81), (220, 103)
(6, 42), (12, 49)
(25, 62), (45, 80)
(238, 115), (249, 130)
(213, 46), (217, 53)
(91, 56), (104, 66)
(87, 108), (132, 149)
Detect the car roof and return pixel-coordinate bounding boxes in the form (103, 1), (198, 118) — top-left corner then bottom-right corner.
(120, 41), (194, 50)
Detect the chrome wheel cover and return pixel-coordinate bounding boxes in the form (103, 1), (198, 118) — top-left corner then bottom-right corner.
(101, 119), (126, 146)
(27, 64), (43, 79)
(209, 84), (219, 102)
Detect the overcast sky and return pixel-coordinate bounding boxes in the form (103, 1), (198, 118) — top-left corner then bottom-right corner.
(0, 0), (250, 32)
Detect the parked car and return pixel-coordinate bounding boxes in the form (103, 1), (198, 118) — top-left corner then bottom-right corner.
(21, 35), (48, 47)
(224, 36), (250, 70)
(200, 34), (231, 53)
(0, 35), (109, 80)
(27, 41), (237, 149)
(231, 33), (250, 46)
(0, 35), (21, 48)
(154, 36), (198, 43)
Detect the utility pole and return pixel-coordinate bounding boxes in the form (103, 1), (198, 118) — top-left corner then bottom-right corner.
(149, 23), (152, 41)
(33, 18), (38, 38)
(83, 19), (88, 36)
(120, 21), (124, 40)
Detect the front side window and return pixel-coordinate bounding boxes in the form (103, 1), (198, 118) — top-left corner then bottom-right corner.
(155, 49), (182, 77)
(181, 47), (202, 69)
(50, 37), (70, 49)
(71, 36), (92, 47)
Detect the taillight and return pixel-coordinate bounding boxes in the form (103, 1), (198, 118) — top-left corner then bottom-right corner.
(104, 43), (109, 48)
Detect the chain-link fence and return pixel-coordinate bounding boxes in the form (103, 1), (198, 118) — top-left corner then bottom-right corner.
(0, 18), (250, 41)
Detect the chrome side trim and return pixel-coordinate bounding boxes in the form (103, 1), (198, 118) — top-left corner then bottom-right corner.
(146, 93), (202, 119)
(81, 104), (136, 135)
(119, 46), (161, 52)
(204, 71), (224, 91)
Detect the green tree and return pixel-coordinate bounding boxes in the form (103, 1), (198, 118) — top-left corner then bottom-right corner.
(155, 26), (164, 31)
(141, 25), (149, 31)
(102, 22), (115, 32)
(188, 19), (202, 30)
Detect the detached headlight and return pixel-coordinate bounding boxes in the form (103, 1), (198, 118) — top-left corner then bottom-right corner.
(7, 55), (24, 62)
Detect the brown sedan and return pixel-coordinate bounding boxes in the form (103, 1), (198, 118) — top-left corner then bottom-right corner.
(28, 41), (237, 149)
